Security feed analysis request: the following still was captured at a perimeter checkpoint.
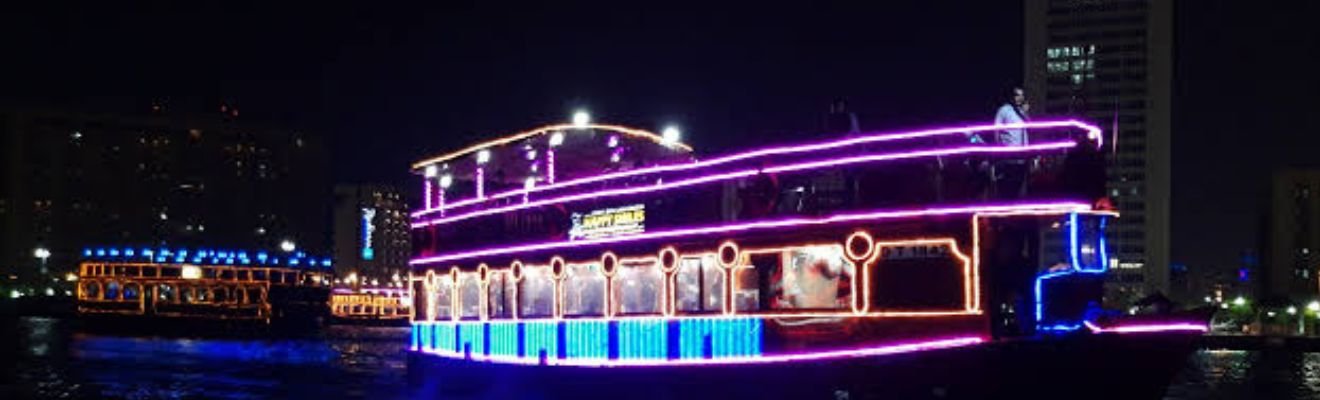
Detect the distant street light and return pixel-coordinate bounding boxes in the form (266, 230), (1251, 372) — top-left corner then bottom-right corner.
(1232, 296), (1247, 307)
(280, 240), (296, 253)
(1288, 306), (1298, 315)
(34, 247), (50, 276)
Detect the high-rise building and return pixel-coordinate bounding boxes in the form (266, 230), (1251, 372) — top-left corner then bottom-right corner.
(0, 106), (330, 285)
(1025, 0), (1173, 305)
(332, 184), (411, 287)
(1265, 169), (1320, 301)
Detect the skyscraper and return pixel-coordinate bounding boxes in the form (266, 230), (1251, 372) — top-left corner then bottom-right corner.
(1025, 0), (1173, 305)
(332, 184), (412, 287)
(1266, 169), (1320, 301)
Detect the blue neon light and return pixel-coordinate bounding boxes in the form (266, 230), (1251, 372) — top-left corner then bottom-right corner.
(489, 321), (519, 357)
(617, 320), (668, 359)
(564, 320), (609, 359)
(458, 323), (486, 356)
(81, 244), (332, 269)
(109, 249), (119, 256)
(1036, 214), (1110, 329)
(83, 249), (92, 257)
(524, 321), (559, 362)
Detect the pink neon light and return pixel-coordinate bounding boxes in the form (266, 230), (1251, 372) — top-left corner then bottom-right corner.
(419, 335), (983, 367)
(413, 141), (1076, 229)
(423, 179), (432, 210)
(763, 141), (1074, 174)
(410, 120), (1101, 218)
(413, 169), (759, 228)
(1084, 321), (1209, 334)
(410, 201), (1090, 266)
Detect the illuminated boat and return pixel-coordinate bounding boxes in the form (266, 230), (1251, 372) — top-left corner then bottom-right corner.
(405, 121), (1207, 398)
(329, 287), (412, 326)
(76, 246), (334, 332)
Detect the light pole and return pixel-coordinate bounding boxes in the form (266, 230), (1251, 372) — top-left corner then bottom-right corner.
(34, 247), (51, 276)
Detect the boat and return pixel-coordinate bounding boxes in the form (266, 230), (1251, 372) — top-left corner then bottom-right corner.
(329, 286), (412, 326)
(404, 120), (1207, 399)
(74, 246), (334, 334)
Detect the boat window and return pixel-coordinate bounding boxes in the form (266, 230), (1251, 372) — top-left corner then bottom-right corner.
(219, 270), (234, 280)
(268, 271), (283, 283)
(428, 275), (454, 321)
(104, 281), (121, 300)
(81, 282), (100, 300)
(562, 263), (606, 317)
(160, 267), (181, 278)
(157, 284), (174, 302)
(237, 270), (251, 281)
(196, 287), (211, 303)
(676, 255), (724, 313)
(768, 246), (853, 310)
(253, 270), (267, 281)
(458, 272), (482, 319)
(487, 272), (512, 319)
(732, 255), (770, 312)
(122, 283), (141, 301)
(126, 266), (140, 277)
(872, 243), (965, 311)
(143, 267), (158, 277)
(612, 259), (663, 315)
(181, 286), (195, 303)
(213, 287), (229, 303)
(518, 265), (555, 318)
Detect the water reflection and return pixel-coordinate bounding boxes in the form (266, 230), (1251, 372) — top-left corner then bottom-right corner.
(2, 317), (410, 399)
(10, 316), (1320, 399)
(1165, 349), (1320, 400)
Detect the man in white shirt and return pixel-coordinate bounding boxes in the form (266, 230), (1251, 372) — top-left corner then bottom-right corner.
(994, 88), (1029, 145)
(993, 88), (1031, 198)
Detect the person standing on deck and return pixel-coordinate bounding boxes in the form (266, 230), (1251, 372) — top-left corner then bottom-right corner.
(993, 87), (1031, 198)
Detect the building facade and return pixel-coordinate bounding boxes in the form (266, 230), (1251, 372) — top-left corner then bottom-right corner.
(1266, 169), (1320, 302)
(332, 184), (411, 287)
(0, 106), (330, 287)
(1025, 0), (1173, 305)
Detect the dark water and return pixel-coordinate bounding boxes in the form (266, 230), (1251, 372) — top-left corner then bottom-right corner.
(3, 316), (1318, 399)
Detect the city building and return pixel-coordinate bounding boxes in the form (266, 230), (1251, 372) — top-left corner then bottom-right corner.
(0, 105), (330, 289)
(1024, 0), (1173, 305)
(332, 184), (411, 287)
(1265, 169), (1320, 302)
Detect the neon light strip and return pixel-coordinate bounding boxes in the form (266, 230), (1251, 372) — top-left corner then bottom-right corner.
(412, 120), (1100, 218)
(411, 201), (1090, 266)
(1084, 321), (1209, 334)
(414, 169), (761, 228)
(418, 334), (982, 367)
(423, 179), (432, 210)
(411, 123), (693, 169)
(415, 141), (1075, 228)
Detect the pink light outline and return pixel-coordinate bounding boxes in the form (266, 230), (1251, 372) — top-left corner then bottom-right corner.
(413, 141), (1077, 228)
(1084, 321), (1209, 334)
(417, 334), (983, 367)
(411, 120), (1101, 218)
(410, 201), (1091, 266)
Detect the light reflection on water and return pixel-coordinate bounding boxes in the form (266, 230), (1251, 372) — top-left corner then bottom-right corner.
(2, 316), (411, 399)
(1164, 349), (1320, 400)
(10, 316), (1320, 399)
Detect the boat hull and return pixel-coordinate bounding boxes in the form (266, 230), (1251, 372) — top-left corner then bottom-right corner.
(407, 332), (1199, 400)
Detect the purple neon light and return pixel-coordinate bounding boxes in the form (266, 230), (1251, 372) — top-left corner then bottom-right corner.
(410, 200), (1090, 266)
(762, 141), (1074, 174)
(476, 167), (485, 199)
(413, 141), (1077, 229)
(423, 179), (432, 210)
(418, 335), (983, 367)
(411, 120), (1102, 218)
(548, 148), (556, 184)
(1084, 321), (1209, 334)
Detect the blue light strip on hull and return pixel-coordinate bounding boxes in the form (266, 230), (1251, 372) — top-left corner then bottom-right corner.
(411, 317), (763, 363)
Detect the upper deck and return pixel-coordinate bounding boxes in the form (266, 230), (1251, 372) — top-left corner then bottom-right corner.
(410, 120), (1106, 265)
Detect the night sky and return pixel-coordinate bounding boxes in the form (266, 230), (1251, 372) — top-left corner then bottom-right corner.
(3, 2), (1317, 272)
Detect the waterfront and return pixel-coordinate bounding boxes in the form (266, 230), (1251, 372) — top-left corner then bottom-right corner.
(5, 316), (1320, 399)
